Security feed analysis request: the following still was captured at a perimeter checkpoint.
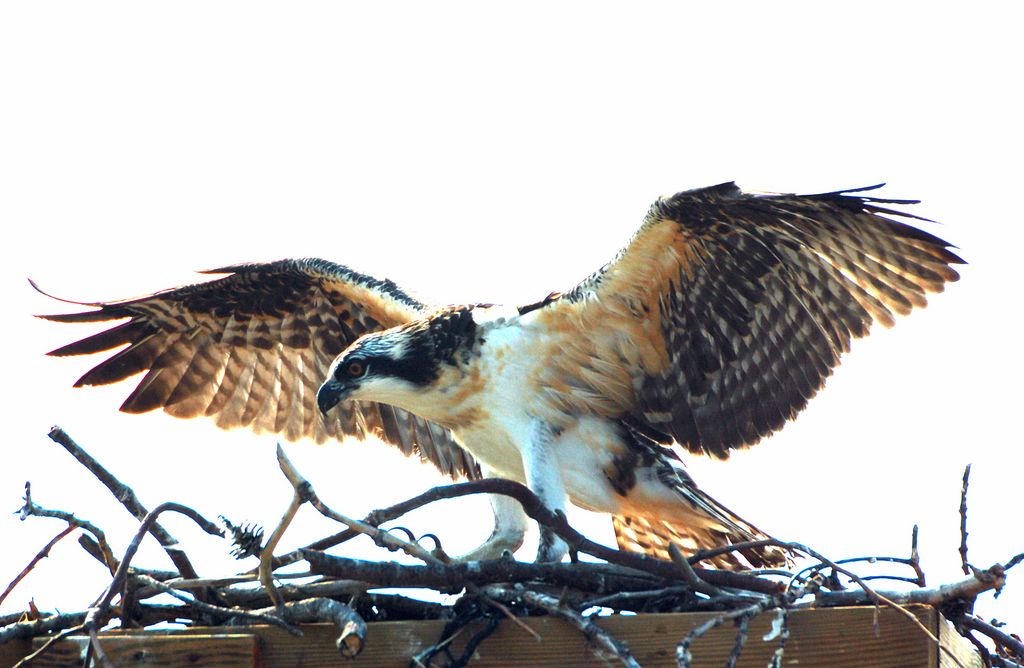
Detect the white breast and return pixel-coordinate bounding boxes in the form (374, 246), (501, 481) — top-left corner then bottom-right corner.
(451, 312), (629, 514)
(451, 314), (538, 478)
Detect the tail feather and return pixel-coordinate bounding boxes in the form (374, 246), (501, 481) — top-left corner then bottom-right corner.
(612, 513), (787, 570)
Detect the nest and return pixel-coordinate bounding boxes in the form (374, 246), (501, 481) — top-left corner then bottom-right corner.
(2, 427), (1021, 667)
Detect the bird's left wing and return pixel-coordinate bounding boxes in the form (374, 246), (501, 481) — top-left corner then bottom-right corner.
(36, 257), (480, 479)
(531, 183), (963, 459)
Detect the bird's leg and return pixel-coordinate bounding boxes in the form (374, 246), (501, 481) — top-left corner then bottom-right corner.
(523, 418), (568, 563)
(453, 484), (528, 562)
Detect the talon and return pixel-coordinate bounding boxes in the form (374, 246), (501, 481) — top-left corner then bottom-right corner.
(415, 533), (451, 563)
(385, 526), (417, 542)
(417, 533), (442, 550)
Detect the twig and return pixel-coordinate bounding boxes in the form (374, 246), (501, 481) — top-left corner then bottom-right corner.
(676, 596), (778, 668)
(910, 524), (927, 587)
(486, 584), (641, 668)
(962, 615), (1024, 663)
(302, 551), (678, 595)
(278, 478), (781, 594)
(298, 477), (781, 595)
(130, 574), (302, 635)
(75, 534), (177, 582)
(766, 607), (791, 668)
(582, 586), (693, 611)
(259, 487), (304, 608)
(795, 541), (975, 668)
(86, 627), (114, 668)
(12, 622), (87, 668)
(17, 483), (117, 574)
(685, 538), (786, 568)
(413, 599), (495, 668)
(85, 502), (223, 638)
(274, 445), (444, 566)
(724, 611), (752, 668)
(230, 598), (367, 658)
(0, 611), (87, 645)
(960, 464), (972, 576)
(476, 595), (542, 642)
(808, 566), (1005, 607)
(47, 426), (200, 580)
(0, 525), (77, 607)
(669, 543), (726, 598)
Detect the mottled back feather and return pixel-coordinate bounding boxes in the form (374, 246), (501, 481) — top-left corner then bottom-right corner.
(536, 183), (963, 458)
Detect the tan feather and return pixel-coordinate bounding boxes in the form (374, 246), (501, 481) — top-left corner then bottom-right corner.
(534, 183), (962, 459)
(37, 258), (481, 480)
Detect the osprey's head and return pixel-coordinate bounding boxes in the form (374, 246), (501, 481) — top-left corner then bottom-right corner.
(317, 327), (437, 414)
(317, 306), (479, 416)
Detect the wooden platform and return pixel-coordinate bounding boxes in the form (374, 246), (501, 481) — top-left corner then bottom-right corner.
(2, 605), (981, 667)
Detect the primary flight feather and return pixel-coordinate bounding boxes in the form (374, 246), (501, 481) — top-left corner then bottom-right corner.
(39, 183), (962, 568)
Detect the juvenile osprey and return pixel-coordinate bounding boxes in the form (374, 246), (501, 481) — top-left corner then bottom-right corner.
(39, 183), (962, 568)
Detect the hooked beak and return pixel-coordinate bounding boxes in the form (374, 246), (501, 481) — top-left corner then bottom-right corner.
(317, 379), (350, 415)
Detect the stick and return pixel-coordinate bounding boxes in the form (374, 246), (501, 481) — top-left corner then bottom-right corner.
(669, 543), (725, 598)
(676, 597), (778, 668)
(302, 551), (671, 594)
(0, 612), (87, 645)
(229, 598), (368, 658)
(291, 477), (782, 595)
(0, 525), (77, 607)
(486, 584), (641, 668)
(909, 524), (927, 587)
(86, 627), (114, 668)
(131, 574), (302, 635)
(259, 488), (304, 608)
(960, 464), (971, 576)
(47, 426), (199, 580)
(810, 564), (1006, 608)
(275, 445), (446, 566)
(76, 534), (177, 581)
(86, 502), (223, 635)
(961, 615), (1024, 664)
(17, 483), (118, 574)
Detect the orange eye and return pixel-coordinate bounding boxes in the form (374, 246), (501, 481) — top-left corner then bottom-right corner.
(346, 360), (366, 378)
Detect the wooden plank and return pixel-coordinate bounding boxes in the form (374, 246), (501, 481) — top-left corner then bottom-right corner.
(139, 605), (972, 667)
(28, 632), (257, 667)
(3, 606), (982, 667)
(338, 605), (944, 668)
(0, 637), (31, 668)
(939, 614), (985, 668)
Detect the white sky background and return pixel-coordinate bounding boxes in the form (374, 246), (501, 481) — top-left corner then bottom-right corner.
(2, 0), (1021, 638)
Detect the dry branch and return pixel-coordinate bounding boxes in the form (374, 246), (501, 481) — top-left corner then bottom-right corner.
(962, 615), (1024, 666)
(0, 525), (77, 607)
(961, 464), (972, 576)
(16, 482), (117, 573)
(486, 584), (642, 667)
(811, 565), (1006, 608)
(229, 598), (367, 658)
(304, 551), (671, 594)
(48, 426), (200, 580)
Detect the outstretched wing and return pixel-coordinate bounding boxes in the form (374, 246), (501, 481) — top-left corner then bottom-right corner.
(533, 183), (963, 459)
(37, 257), (480, 479)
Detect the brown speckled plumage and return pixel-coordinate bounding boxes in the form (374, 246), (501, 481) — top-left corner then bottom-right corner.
(541, 183), (961, 458)
(39, 258), (479, 480)
(39, 184), (962, 570)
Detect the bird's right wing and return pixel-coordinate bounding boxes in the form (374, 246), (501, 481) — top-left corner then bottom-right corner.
(36, 257), (480, 480)
(530, 183), (963, 459)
